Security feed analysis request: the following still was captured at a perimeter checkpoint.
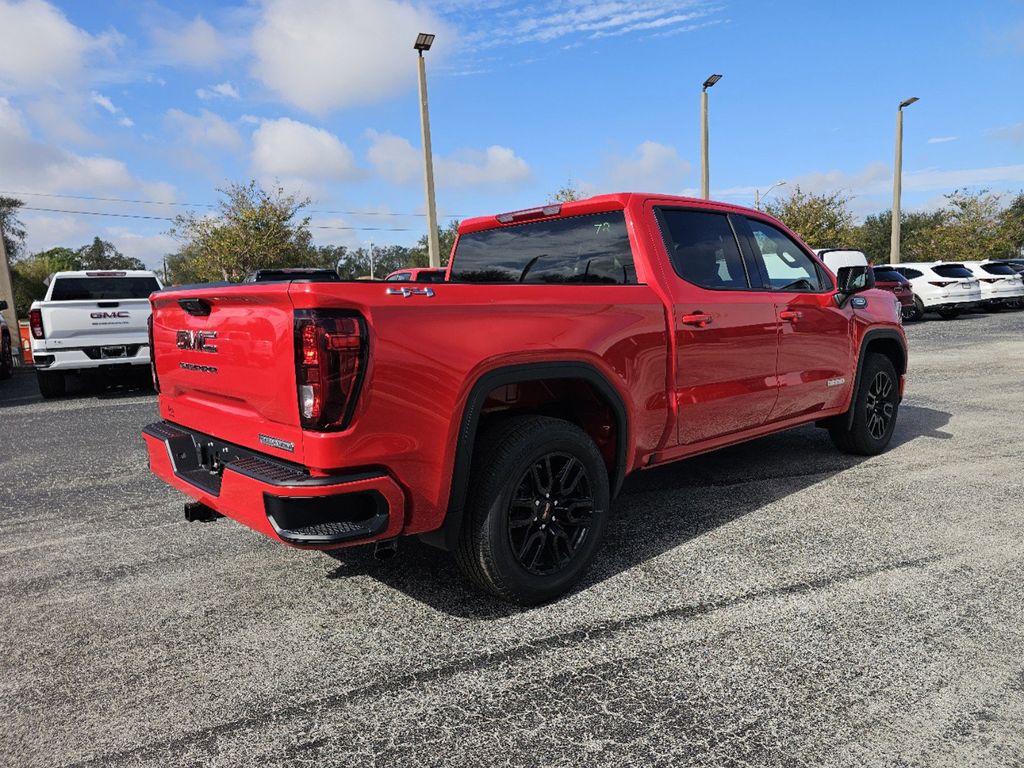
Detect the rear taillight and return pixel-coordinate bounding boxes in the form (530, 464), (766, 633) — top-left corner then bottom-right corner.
(928, 281), (956, 287)
(294, 310), (366, 431)
(979, 278), (1001, 283)
(28, 309), (44, 339)
(147, 314), (160, 393)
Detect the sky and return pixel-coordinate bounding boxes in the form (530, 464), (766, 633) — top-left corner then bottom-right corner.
(0, 0), (1022, 268)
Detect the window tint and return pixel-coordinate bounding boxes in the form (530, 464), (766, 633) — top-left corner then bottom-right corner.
(932, 264), (973, 279)
(872, 267), (904, 282)
(386, 272), (411, 282)
(900, 267), (923, 279)
(450, 212), (636, 284)
(745, 219), (824, 291)
(50, 276), (160, 301)
(981, 263), (1016, 275)
(415, 270), (447, 283)
(658, 209), (748, 289)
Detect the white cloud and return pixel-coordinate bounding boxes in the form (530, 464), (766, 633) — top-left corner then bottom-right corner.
(455, 0), (717, 49)
(0, 0), (115, 90)
(927, 136), (958, 144)
(0, 97), (141, 191)
(366, 130), (531, 188)
(26, 98), (98, 145)
(251, 118), (361, 185)
(366, 130), (421, 184)
(606, 140), (691, 190)
(21, 214), (177, 270)
(150, 15), (229, 68)
(165, 108), (243, 150)
(90, 92), (117, 114)
(989, 122), (1024, 144)
(196, 81), (241, 100)
(118, 116), (134, 128)
(251, 0), (449, 114)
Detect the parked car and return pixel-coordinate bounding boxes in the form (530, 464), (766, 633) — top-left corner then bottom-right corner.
(243, 268), (341, 283)
(814, 249), (869, 273)
(891, 262), (982, 319)
(385, 267), (448, 282)
(871, 266), (916, 320)
(960, 261), (1024, 309)
(144, 194), (906, 604)
(0, 299), (13, 380)
(29, 270), (162, 397)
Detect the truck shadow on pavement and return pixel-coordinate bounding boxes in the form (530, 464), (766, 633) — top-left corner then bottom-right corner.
(0, 368), (153, 408)
(324, 404), (952, 619)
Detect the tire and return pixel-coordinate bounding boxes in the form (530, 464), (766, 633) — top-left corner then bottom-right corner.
(829, 354), (900, 456)
(36, 370), (66, 398)
(937, 307), (960, 319)
(909, 296), (925, 322)
(456, 415), (611, 605)
(0, 332), (12, 380)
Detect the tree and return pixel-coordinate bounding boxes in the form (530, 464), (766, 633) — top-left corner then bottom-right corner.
(407, 219), (460, 268)
(0, 196), (26, 261)
(549, 181), (583, 203)
(763, 185), (854, 248)
(997, 191), (1024, 258)
(168, 181), (314, 282)
(75, 237), (144, 270)
(927, 189), (1009, 263)
(848, 209), (945, 263)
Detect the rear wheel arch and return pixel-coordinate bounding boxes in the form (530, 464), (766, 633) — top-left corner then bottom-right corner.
(427, 361), (630, 552)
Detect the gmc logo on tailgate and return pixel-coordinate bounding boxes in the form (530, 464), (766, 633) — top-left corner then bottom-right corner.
(175, 330), (218, 353)
(91, 311), (129, 319)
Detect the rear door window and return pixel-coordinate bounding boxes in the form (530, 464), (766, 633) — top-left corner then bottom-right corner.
(656, 209), (749, 289)
(50, 276), (160, 301)
(744, 219), (826, 291)
(931, 264), (974, 279)
(450, 212), (636, 284)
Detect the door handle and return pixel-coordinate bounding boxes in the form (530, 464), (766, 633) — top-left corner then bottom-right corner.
(779, 310), (803, 321)
(681, 312), (713, 327)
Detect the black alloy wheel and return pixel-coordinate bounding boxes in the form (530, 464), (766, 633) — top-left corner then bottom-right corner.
(507, 453), (594, 576)
(456, 414), (611, 605)
(864, 370), (896, 440)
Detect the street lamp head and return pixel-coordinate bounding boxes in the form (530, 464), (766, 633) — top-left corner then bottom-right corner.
(414, 33), (435, 52)
(899, 96), (919, 109)
(702, 73), (722, 90)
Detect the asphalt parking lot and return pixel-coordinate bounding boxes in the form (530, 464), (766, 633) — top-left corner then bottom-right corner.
(2, 311), (1022, 768)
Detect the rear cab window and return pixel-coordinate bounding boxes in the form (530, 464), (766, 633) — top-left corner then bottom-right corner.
(49, 276), (161, 301)
(449, 212), (637, 284)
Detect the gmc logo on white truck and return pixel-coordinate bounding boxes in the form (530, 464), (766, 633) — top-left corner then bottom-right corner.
(91, 311), (130, 319)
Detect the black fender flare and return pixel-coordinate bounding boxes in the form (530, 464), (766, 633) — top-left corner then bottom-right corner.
(846, 328), (907, 429)
(424, 361), (630, 552)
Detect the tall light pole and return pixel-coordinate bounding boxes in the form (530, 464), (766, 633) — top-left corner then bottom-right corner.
(889, 96), (919, 264)
(755, 180), (786, 211)
(700, 73), (722, 199)
(414, 33), (441, 268)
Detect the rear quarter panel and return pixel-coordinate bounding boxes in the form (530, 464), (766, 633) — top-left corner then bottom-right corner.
(288, 281), (670, 535)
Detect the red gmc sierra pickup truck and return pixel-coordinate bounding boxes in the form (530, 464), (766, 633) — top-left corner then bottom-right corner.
(144, 193), (907, 604)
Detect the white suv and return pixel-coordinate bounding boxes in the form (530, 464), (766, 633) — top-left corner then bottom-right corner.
(960, 261), (1024, 309)
(892, 262), (982, 320)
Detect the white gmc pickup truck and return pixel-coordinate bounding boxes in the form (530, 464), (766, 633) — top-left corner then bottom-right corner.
(28, 270), (162, 397)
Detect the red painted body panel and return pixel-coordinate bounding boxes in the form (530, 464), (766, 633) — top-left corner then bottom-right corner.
(144, 193), (906, 550)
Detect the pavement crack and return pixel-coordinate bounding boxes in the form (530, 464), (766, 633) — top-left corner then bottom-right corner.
(63, 553), (942, 768)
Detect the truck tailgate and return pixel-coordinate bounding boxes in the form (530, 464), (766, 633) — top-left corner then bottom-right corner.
(40, 299), (151, 348)
(151, 285), (305, 464)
